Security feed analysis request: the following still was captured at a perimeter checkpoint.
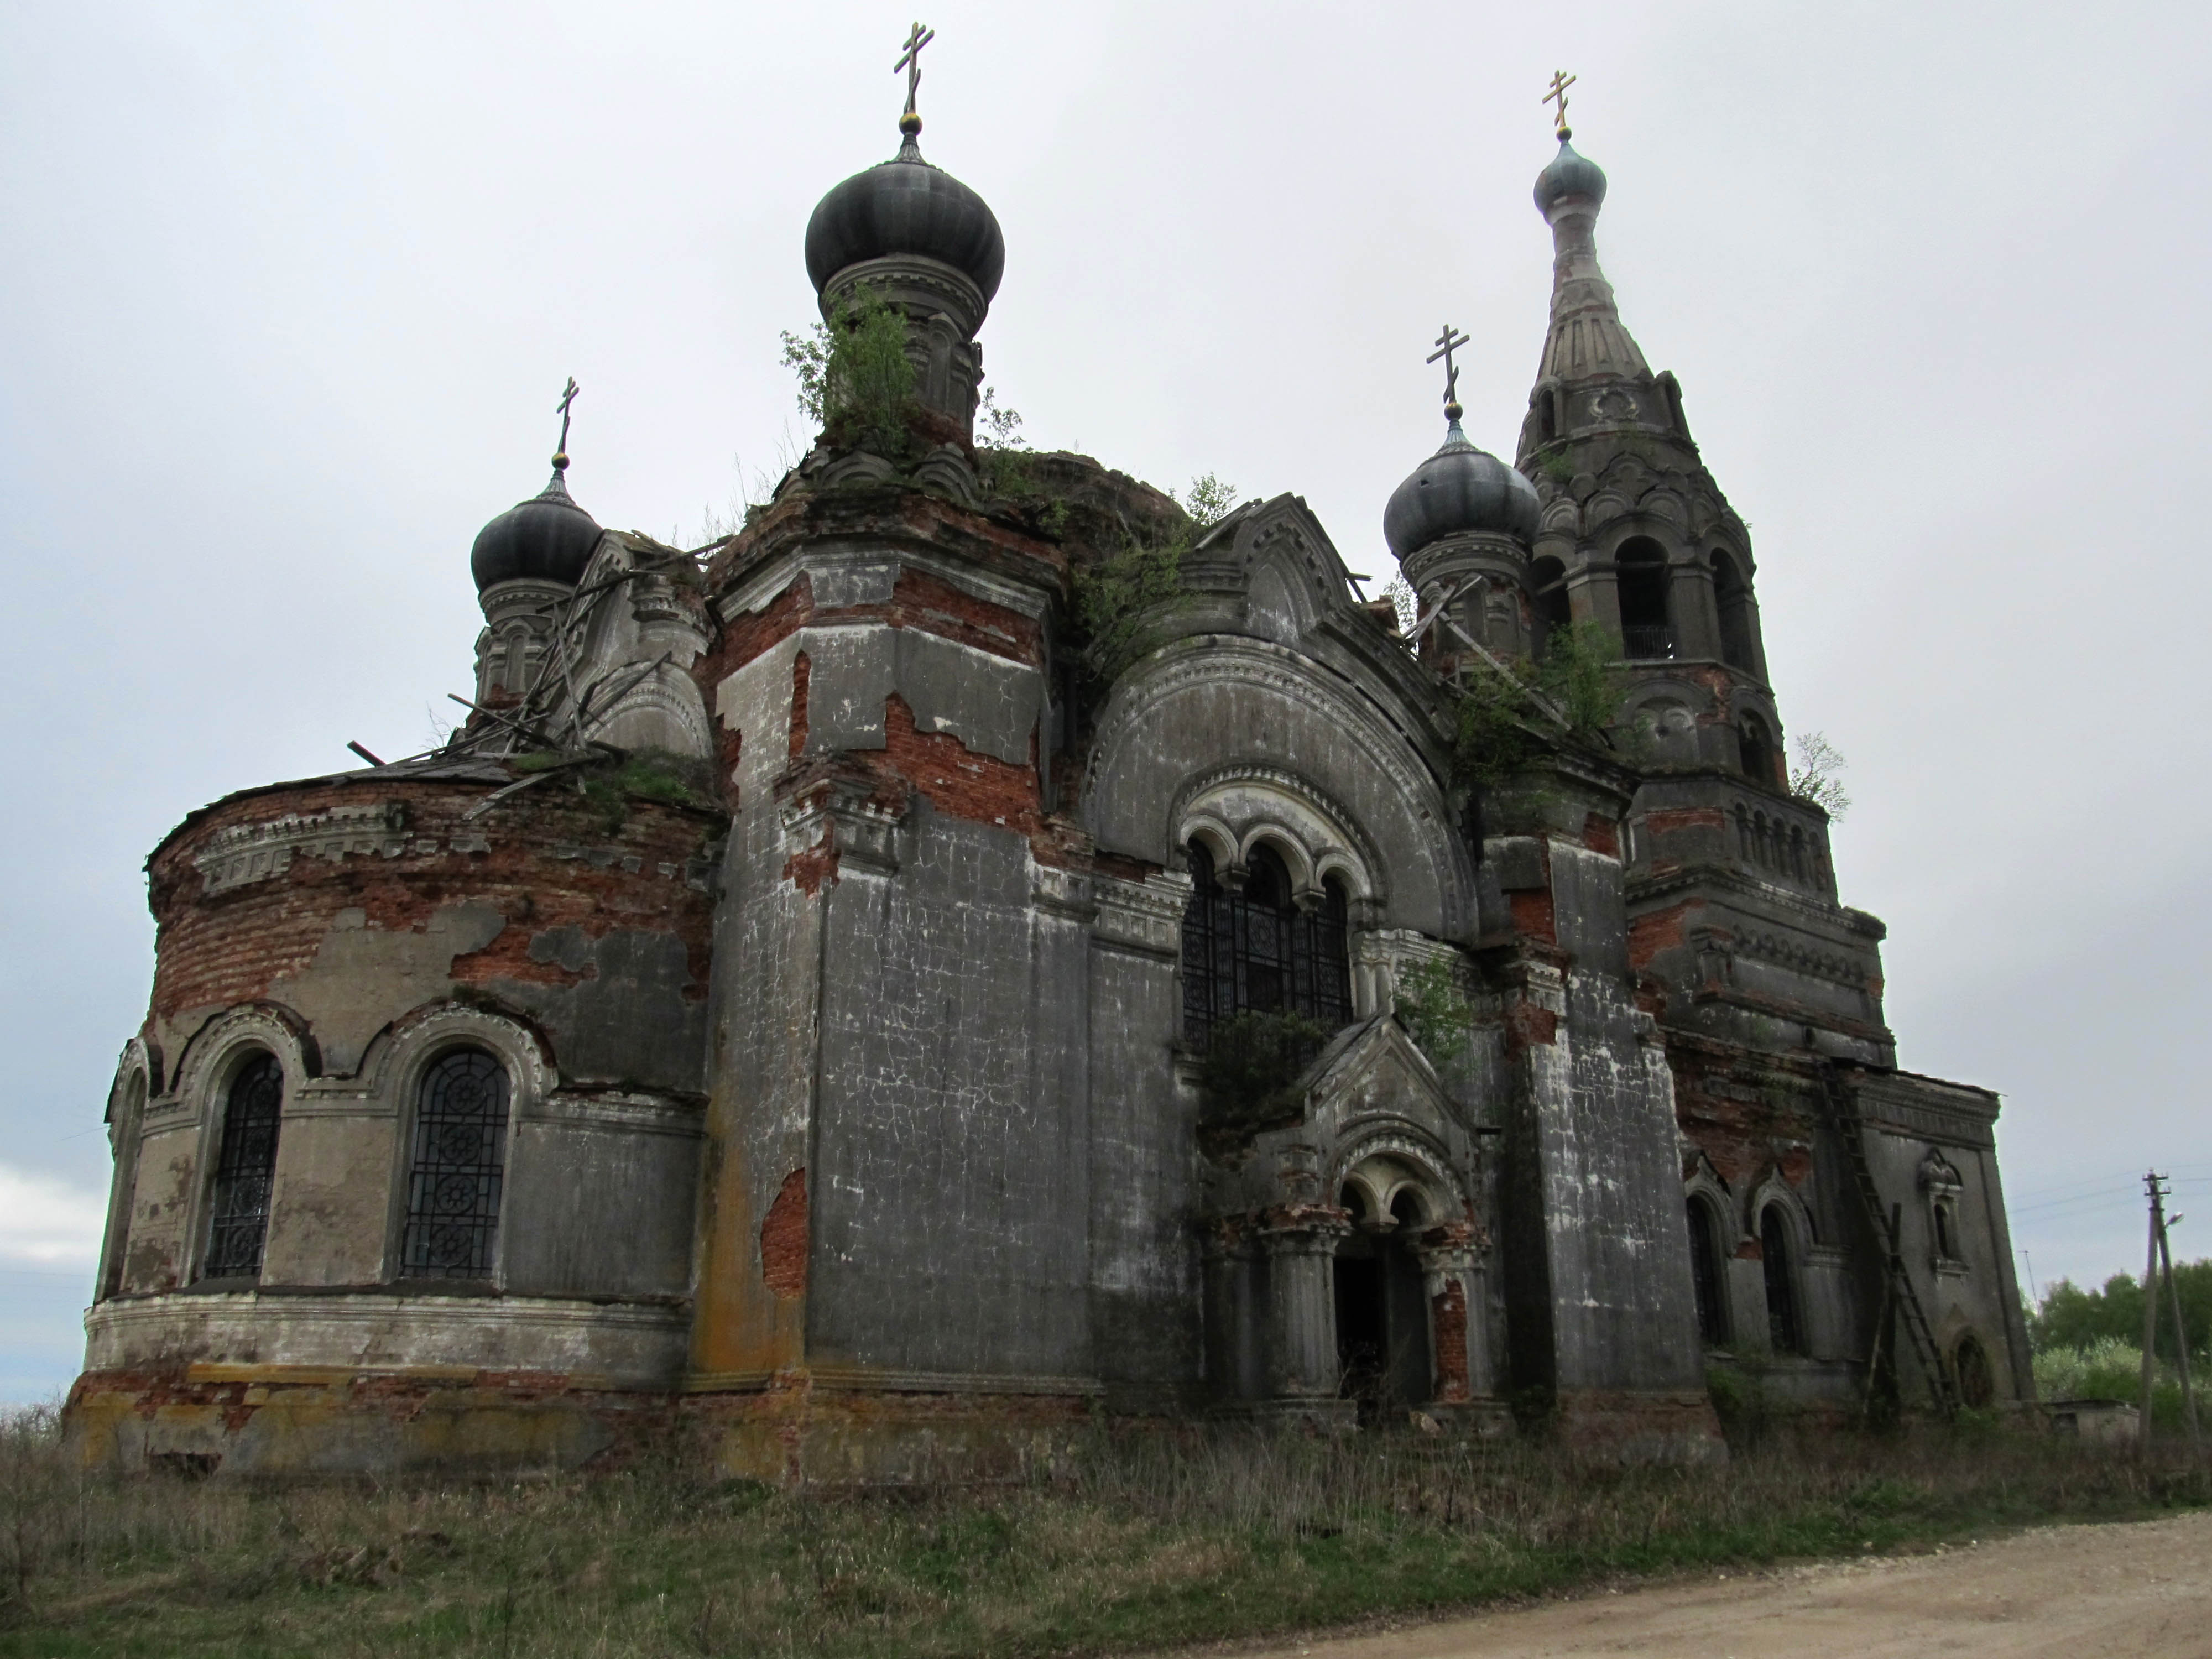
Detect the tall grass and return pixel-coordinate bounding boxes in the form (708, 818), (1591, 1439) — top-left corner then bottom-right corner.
(2, 1401), (2206, 1658)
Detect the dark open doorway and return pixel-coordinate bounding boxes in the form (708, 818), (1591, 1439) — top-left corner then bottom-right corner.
(1335, 1191), (1433, 1424)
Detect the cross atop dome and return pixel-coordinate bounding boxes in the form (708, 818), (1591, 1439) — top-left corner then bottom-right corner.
(895, 22), (936, 138)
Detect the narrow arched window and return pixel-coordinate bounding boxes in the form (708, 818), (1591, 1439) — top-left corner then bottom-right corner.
(204, 1052), (284, 1280)
(1687, 1197), (1729, 1348)
(1181, 842), (1352, 1046)
(1615, 538), (1673, 659)
(401, 1049), (512, 1280)
(1760, 1205), (1802, 1355)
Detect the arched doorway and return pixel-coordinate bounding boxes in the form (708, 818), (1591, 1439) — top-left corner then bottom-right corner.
(1335, 1171), (1438, 1423)
(1954, 1333), (1996, 1408)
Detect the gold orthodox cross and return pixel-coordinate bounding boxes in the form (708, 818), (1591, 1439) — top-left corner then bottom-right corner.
(1543, 69), (1577, 135)
(1428, 324), (1470, 416)
(554, 376), (580, 463)
(896, 21), (936, 122)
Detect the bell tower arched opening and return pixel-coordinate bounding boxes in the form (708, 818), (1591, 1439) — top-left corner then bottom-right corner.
(1713, 550), (1759, 672)
(1615, 538), (1673, 659)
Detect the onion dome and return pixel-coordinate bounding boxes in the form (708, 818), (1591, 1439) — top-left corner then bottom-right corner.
(1384, 416), (1541, 560)
(469, 462), (602, 592)
(804, 128), (1005, 301)
(1534, 133), (1608, 216)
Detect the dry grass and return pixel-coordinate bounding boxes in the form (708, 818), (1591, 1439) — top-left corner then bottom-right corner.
(2, 1402), (2206, 1657)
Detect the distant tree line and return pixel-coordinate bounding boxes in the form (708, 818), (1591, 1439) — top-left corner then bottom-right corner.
(2033, 1260), (2212, 1364)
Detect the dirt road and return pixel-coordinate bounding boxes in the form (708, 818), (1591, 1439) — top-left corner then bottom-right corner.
(1230, 1510), (2212, 1658)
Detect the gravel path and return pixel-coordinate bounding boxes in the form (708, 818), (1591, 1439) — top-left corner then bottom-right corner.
(1229, 1510), (2212, 1658)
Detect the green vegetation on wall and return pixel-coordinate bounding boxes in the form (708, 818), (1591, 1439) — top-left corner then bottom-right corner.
(1196, 1009), (1328, 1152)
(1448, 620), (1620, 789)
(779, 287), (919, 459)
(1392, 956), (1470, 1077)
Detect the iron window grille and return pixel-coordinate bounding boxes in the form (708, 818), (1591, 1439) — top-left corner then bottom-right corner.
(1181, 842), (1352, 1046)
(401, 1050), (511, 1279)
(202, 1053), (284, 1280)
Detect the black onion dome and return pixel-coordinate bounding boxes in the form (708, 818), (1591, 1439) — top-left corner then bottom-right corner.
(1534, 135), (1608, 215)
(1384, 424), (1541, 560)
(469, 468), (603, 592)
(804, 137), (1005, 300)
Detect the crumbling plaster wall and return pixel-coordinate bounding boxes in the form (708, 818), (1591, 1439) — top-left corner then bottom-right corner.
(101, 778), (715, 1369)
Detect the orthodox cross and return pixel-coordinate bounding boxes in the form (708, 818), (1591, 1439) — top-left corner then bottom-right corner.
(553, 376), (580, 466)
(896, 22), (936, 123)
(1428, 324), (1470, 417)
(1543, 69), (1577, 135)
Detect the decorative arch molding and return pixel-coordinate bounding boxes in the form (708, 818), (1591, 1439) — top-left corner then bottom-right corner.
(1329, 1125), (1472, 1234)
(352, 1002), (555, 1126)
(1171, 764), (1386, 910)
(1084, 637), (1472, 938)
(164, 1003), (320, 1125)
(1725, 686), (1783, 728)
(107, 1036), (156, 1126)
(1683, 1150), (1736, 1232)
(1747, 1170), (1817, 1251)
(583, 667), (716, 761)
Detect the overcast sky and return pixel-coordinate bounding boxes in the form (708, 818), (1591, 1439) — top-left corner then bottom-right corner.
(3, 1), (2208, 1402)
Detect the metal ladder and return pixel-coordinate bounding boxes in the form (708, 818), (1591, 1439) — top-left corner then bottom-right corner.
(1818, 1064), (1959, 1418)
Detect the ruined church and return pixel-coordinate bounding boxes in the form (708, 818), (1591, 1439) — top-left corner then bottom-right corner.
(70, 69), (2035, 1478)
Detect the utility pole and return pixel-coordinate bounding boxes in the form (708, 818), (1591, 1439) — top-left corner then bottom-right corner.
(2156, 1194), (2201, 1449)
(2142, 1171), (2164, 1445)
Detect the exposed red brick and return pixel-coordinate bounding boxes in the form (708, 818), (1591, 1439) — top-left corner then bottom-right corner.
(788, 652), (811, 760)
(721, 572), (816, 672)
(1504, 999), (1559, 1056)
(759, 1168), (808, 1299)
(878, 693), (1040, 834)
(1641, 807), (1726, 834)
(1092, 850), (1160, 884)
(448, 926), (594, 989)
(1627, 904), (1690, 971)
(1508, 890), (1556, 945)
(888, 566), (1040, 663)
(145, 781), (717, 1025)
(782, 826), (838, 896)
(1430, 1281), (1470, 1402)
(1581, 813), (1620, 858)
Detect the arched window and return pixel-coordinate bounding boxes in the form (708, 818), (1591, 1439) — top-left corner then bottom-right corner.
(203, 1052), (284, 1280)
(401, 1049), (512, 1280)
(1712, 552), (1758, 672)
(1739, 714), (1777, 787)
(1760, 1204), (1803, 1355)
(1687, 1197), (1730, 1348)
(1615, 538), (1673, 659)
(1181, 842), (1352, 1046)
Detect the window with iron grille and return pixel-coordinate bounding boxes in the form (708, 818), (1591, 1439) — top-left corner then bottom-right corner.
(401, 1049), (511, 1279)
(202, 1052), (284, 1280)
(1180, 841), (1352, 1046)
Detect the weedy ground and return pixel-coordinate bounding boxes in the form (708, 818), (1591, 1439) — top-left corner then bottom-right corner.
(1, 1405), (2204, 1658)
